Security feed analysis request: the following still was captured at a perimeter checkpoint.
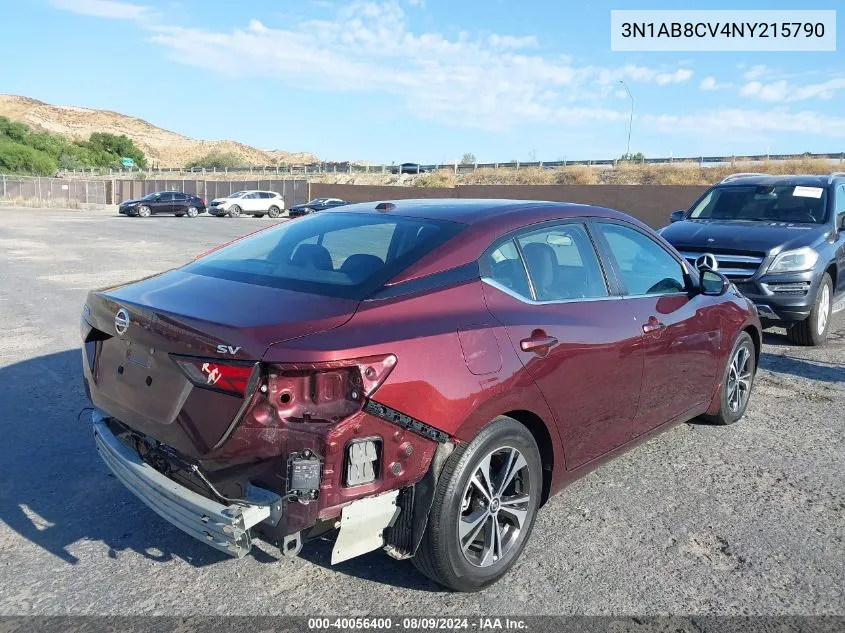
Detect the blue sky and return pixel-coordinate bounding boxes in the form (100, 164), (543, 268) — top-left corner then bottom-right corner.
(1, 0), (843, 163)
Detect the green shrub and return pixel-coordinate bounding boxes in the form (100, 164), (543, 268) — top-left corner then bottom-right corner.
(0, 139), (57, 175)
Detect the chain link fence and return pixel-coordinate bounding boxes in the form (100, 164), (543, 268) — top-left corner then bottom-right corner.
(0, 176), (107, 207)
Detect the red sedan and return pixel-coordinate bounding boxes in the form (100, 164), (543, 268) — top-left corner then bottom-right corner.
(81, 199), (761, 591)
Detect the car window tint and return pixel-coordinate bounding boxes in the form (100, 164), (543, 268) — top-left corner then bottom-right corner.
(160, 192), (175, 201)
(598, 223), (687, 296)
(517, 224), (607, 300)
(485, 240), (531, 299)
(690, 185), (827, 223)
(185, 213), (464, 299)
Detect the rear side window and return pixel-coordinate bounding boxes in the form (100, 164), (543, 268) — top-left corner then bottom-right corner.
(516, 224), (607, 300)
(485, 241), (531, 299)
(184, 213), (465, 299)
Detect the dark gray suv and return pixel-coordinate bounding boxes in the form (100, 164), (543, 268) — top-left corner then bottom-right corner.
(661, 173), (845, 345)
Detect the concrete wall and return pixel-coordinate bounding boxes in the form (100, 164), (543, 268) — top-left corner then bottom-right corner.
(309, 183), (710, 228)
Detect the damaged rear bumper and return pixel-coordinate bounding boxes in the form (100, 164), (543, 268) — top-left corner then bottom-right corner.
(92, 410), (281, 558)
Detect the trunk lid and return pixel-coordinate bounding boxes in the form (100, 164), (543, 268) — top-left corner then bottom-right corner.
(83, 269), (358, 457)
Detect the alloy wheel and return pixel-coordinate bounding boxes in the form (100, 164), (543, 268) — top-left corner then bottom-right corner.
(457, 446), (531, 568)
(137, 205), (151, 217)
(726, 344), (753, 414)
(817, 283), (831, 336)
(186, 206), (198, 218)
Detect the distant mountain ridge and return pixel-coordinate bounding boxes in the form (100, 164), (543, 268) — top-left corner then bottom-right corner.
(0, 95), (319, 167)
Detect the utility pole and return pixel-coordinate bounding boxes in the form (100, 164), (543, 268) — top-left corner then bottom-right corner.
(619, 80), (634, 158)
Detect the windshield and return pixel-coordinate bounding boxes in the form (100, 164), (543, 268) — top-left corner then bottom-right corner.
(141, 192), (160, 200)
(228, 191), (247, 198)
(184, 212), (465, 299)
(689, 185), (828, 224)
(307, 198), (327, 205)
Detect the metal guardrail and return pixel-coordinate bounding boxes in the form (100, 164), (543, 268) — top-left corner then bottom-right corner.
(55, 151), (845, 178)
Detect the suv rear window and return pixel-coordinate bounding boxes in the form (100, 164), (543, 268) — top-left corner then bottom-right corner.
(184, 213), (465, 299)
(690, 184), (829, 224)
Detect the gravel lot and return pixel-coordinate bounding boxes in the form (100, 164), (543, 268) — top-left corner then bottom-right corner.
(0, 208), (842, 616)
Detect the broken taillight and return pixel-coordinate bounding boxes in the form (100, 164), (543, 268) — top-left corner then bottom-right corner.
(265, 354), (396, 424)
(173, 357), (259, 396)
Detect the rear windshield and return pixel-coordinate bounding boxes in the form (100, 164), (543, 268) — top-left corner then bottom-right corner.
(690, 184), (829, 224)
(184, 212), (465, 299)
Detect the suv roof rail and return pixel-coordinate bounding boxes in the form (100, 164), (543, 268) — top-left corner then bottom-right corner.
(719, 172), (771, 184)
(828, 172), (845, 184)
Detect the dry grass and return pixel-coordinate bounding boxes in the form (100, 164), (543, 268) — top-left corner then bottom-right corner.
(307, 158), (842, 187)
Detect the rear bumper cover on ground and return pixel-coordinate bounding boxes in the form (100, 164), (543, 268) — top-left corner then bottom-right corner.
(92, 410), (281, 558)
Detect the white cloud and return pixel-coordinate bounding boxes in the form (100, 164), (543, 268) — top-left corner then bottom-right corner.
(49, 0), (151, 20)
(741, 78), (845, 103)
(700, 76), (731, 91)
(743, 64), (768, 80)
(144, 1), (697, 130)
(643, 108), (845, 138)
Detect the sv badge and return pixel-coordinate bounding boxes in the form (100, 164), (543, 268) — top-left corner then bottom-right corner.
(216, 344), (242, 355)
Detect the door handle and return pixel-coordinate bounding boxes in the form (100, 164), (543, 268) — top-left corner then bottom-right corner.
(642, 317), (666, 334)
(520, 335), (559, 353)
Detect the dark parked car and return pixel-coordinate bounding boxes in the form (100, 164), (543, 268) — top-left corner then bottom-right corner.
(288, 197), (349, 218)
(391, 162), (429, 174)
(661, 173), (845, 346)
(82, 199), (760, 591)
(118, 191), (207, 218)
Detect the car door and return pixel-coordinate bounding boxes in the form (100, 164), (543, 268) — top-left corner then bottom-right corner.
(481, 221), (645, 470)
(593, 220), (722, 433)
(151, 192), (174, 214)
(172, 192), (189, 213)
(834, 185), (845, 296)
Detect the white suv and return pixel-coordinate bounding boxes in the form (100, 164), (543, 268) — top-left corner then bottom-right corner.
(208, 190), (285, 218)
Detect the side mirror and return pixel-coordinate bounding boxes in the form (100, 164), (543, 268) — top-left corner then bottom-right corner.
(669, 209), (686, 223)
(700, 270), (730, 296)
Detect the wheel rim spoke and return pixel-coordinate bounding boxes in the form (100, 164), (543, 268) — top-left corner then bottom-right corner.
(459, 509), (488, 550)
(499, 503), (527, 529)
(497, 449), (527, 496)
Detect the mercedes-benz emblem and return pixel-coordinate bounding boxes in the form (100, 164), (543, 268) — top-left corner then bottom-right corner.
(114, 308), (130, 336)
(695, 253), (718, 271)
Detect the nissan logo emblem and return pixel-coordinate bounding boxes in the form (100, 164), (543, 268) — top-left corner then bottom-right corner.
(114, 308), (130, 336)
(695, 253), (718, 271)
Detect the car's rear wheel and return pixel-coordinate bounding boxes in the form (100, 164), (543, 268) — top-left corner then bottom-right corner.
(705, 331), (756, 425)
(137, 205), (151, 218)
(268, 205), (281, 218)
(787, 273), (832, 346)
(186, 206), (199, 218)
(412, 416), (542, 592)
(228, 205), (242, 218)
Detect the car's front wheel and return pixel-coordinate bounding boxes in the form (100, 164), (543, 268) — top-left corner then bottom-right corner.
(137, 205), (151, 218)
(228, 205), (242, 218)
(705, 331), (756, 425)
(412, 416), (542, 592)
(787, 273), (833, 346)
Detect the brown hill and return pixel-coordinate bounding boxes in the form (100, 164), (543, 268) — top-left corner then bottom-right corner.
(0, 94), (318, 167)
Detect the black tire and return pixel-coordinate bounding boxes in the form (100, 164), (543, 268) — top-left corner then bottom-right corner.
(267, 205), (281, 218)
(228, 205), (242, 218)
(185, 206), (199, 218)
(137, 205), (151, 218)
(412, 416), (542, 592)
(704, 331), (756, 425)
(787, 273), (833, 346)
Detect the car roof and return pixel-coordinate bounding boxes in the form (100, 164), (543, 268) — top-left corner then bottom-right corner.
(715, 174), (834, 188)
(323, 198), (630, 226)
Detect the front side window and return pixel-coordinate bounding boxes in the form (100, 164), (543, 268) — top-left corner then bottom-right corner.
(184, 212), (464, 299)
(159, 192), (175, 201)
(689, 184), (828, 224)
(597, 223), (687, 296)
(835, 185), (845, 220)
(516, 224), (608, 300)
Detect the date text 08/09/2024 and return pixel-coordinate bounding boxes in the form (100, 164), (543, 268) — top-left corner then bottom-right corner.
(307, 617), (527, 630)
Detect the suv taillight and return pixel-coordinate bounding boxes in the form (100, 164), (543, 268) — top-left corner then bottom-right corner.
(266, 354), (396, 424)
